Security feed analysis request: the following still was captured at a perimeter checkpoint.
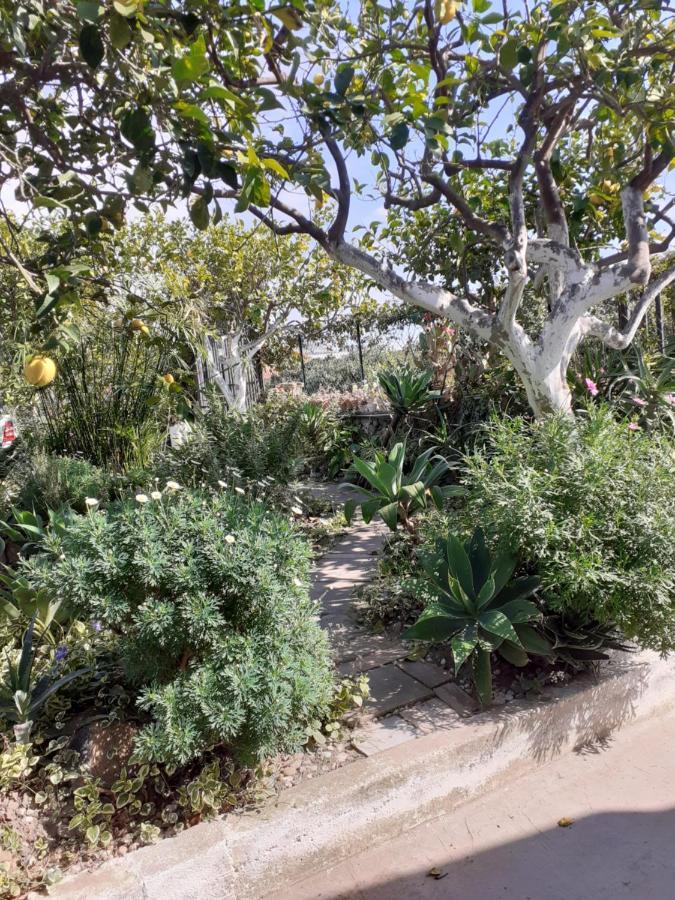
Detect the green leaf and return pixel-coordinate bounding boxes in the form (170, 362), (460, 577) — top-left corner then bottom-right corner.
(352, 457), (389, 497)
(172, 35), (210, 84)
(29, 668), (90, 713)
(403, 606), (466, 642)
(79, 24), (104, 69)
(378, 501), (399, 531)
(499, 38), (519, 71)
(475, 573), (495, 610)
(263, 157), (289, 179)
(498, 598), (540, 624)
(479, 609), (520, 645)
(490, 550), (518, 598)
(216, 161), (238, 189)
(190, 196), (210, 230)
(85, 825), (100, 844)
(256, 88), (284, 111)
(113, 0), (138, 15)
(497, 640), (529, 667)
(451, 633), (477, 673)
(389, 122), (409, 150)
(472, 649), (492, 706)
(76, 2), (102, 22)
(45, 273), (60, 295)
(481, 11), (504, 24)
(120, 107), (155, 152)
(446, 533), (475, 601)
(514, 625), (553, 657)
(343, 499), (358, 524)
(361, 497), (383, 523)
(334, 65), (355, 96)
(109, 12), (132, 48)
(497, 576), (540, 605)
(467, 528), (491, 594)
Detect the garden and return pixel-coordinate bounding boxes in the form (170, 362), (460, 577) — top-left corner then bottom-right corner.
(1, 1), (674, 897)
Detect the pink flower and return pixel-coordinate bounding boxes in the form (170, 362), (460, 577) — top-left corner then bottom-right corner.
(628, 422), (640, 431)
(632, 396), (647, 407)
(585, 378), (599, 397)
(666, 393), (675, 406)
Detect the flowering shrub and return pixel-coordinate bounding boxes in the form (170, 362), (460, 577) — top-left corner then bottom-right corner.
(16, 488), (334, 765)
(463, 408), (675, 652)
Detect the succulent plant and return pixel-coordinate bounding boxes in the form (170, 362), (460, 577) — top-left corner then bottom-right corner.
(343, 442), (464, 532)
(403, 528), (552, 705)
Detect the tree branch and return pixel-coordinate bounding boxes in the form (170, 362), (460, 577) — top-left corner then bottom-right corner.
(423, 172), (508, 245)
(579, 262), (675, 349)
(327, 238), (496, 340)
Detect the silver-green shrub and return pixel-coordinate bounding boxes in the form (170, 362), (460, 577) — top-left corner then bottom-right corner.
(18, 489), (334, 765)
(463, 407), (675, 653)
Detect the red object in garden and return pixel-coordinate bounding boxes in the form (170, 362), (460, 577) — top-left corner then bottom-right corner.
(1, 418), (16, 448)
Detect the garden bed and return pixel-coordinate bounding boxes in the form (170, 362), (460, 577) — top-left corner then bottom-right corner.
(36, 647), (675, 900)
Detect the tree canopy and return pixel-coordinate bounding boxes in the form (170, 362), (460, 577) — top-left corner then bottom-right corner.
(2, 0), (674, 412)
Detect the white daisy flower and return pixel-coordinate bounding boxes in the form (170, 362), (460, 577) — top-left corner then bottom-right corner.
(217, 480), (227, 489)
(291, 506), (303, 516)
(165, 480), (181, 491)
(234, 486), (245, 495)
(292, 577), (302, 587)
(84, 497), (99, 508)
(225, 534), (236, 544)
(135, 493), (149, 504)
(150, 491), (162, 501)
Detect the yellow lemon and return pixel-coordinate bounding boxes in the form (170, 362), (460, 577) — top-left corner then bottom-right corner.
(162, 373), (175, 384)
(313, 72), (324, 86)
(140, 325), (150, 336)
(437, 0), (457, 24)
(24, 355), (56, 387)
(272, 7), (303, 31)
(130, 318), (145, 331)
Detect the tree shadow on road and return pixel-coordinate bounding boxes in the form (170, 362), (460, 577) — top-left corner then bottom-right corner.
(292, 808), (675, 900)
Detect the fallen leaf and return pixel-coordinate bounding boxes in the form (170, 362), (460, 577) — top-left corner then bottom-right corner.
(558, 816), (574, 827)
(427, 867), (448, 880)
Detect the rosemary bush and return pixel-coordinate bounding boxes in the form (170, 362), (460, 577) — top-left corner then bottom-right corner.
(463, 407), (675, 653)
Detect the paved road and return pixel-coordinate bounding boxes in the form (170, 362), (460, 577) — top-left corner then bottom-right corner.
(268, 709), (675, 900)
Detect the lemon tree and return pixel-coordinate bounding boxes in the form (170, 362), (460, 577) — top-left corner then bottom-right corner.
(2, 1), (674, 415)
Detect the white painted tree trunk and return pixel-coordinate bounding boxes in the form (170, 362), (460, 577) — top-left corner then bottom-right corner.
(329, 237), (675, 420)
(206, 333), (249, 412)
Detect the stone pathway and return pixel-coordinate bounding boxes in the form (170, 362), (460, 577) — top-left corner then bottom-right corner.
(306, 483), (478, 759)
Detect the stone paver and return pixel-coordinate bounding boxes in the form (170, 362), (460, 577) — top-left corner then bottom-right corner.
(306, 487), (480, 757)
(362, 663), (433, 716)
(396, 659), (452, 688)
(337, 647), (409, 677)
(399, 698), (462, 734)
(433, 681), (478, 716)
(350, 715), (420, 756)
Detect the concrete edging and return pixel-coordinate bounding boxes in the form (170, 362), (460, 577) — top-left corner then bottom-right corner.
(40, 650), (675, 900)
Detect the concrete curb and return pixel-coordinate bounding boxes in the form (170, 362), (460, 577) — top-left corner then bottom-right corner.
(41, 650), (675, 900)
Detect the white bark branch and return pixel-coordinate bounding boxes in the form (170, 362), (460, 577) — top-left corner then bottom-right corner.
(579, 262), (675, 350)
(328, 239), (496, 340)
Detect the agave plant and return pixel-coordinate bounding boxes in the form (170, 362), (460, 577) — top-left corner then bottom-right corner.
(0, 616), (89, 744)
(542, 613), (632, 670)
(378, 368), (440, 443)
(403, 528), (552, 706)
(342, 442), (464, 532)
(378, 368), (440, 416)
